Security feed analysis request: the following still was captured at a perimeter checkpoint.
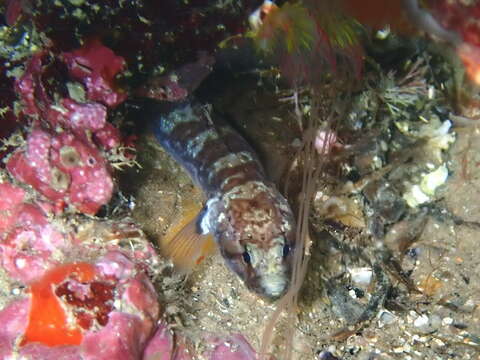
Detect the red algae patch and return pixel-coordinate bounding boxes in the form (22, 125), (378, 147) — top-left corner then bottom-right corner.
(62, 38), (127, 108)
(21, 262), (96, 347)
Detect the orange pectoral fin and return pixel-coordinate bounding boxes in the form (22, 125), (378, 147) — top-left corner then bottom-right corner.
(159, 209), (216, 272)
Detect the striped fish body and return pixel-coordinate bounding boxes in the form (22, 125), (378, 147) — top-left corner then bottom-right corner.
(152, 100), (296, 299)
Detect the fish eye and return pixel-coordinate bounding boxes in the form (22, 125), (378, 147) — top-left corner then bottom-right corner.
(242, 251), (251, 264)
(282, 244), (291, 258)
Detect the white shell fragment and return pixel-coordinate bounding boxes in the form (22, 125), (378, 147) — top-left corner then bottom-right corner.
(413, 314), (429, 328)
(401, 118), (454, 208)
(414, 314), (441, 333)
(404, 165), (449, 207)
(379, 310), (396, 326)
(420, 164), (448, 196)
(403, 185), (431, 208)
(348, 267), (373, 287)
(422, 119), (456, 163)
(432, 119), (451, 135)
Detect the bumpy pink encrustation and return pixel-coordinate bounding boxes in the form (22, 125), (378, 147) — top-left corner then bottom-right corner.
(63, 38), (127, 108)
(7, 128), (113, 215)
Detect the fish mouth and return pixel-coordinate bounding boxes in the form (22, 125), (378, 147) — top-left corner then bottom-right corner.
(258, 273), (290, 300)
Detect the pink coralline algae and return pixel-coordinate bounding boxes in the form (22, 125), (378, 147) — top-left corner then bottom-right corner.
(7, 44), (128, 215)
(0, 253), (160, 360)
(143, 322), (193, 360)
(47, 98), (121, 149)
(0, 299), (30, 359)
(143, 324), (264, 360)
(15, 53), (51, 117)
(0, 184), (163, 358)
(63, 38), (128, 107)
(48, 98), (107, 132)
(16, 53), (123, 150)
(0, 182), (66, 283)
(7, 128), (113, 215)
(0, 182), (26, 232)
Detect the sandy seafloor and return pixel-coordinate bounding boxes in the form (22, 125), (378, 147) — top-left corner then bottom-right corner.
(119, 68), (480, 359)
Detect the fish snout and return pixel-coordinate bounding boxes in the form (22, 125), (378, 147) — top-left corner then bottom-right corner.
(259, 272), (289, 300)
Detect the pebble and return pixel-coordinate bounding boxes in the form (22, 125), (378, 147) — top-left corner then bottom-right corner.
(414, 314), (441, 333)
(379, 310), (396, 326)
(442, 317), (453, 326)
(349, 267), (373, 287)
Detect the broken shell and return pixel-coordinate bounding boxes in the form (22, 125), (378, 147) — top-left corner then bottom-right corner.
(420, 164), (448, 196)
(349, 267), (373, 287)
(379, 310), (396, 326)
(403, 185), (430, 207)
(414, 314), (441, 333)
(403, 165), (448, 207)
(422, 119), (455, 163)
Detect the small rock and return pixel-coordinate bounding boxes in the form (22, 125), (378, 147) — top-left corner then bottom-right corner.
(349, 267), (373, 287)
(414, 314), (441, 333)
(379, 310), (396, 326)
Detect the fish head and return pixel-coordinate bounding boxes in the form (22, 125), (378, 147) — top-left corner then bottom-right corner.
(215, 183), (296, 300)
